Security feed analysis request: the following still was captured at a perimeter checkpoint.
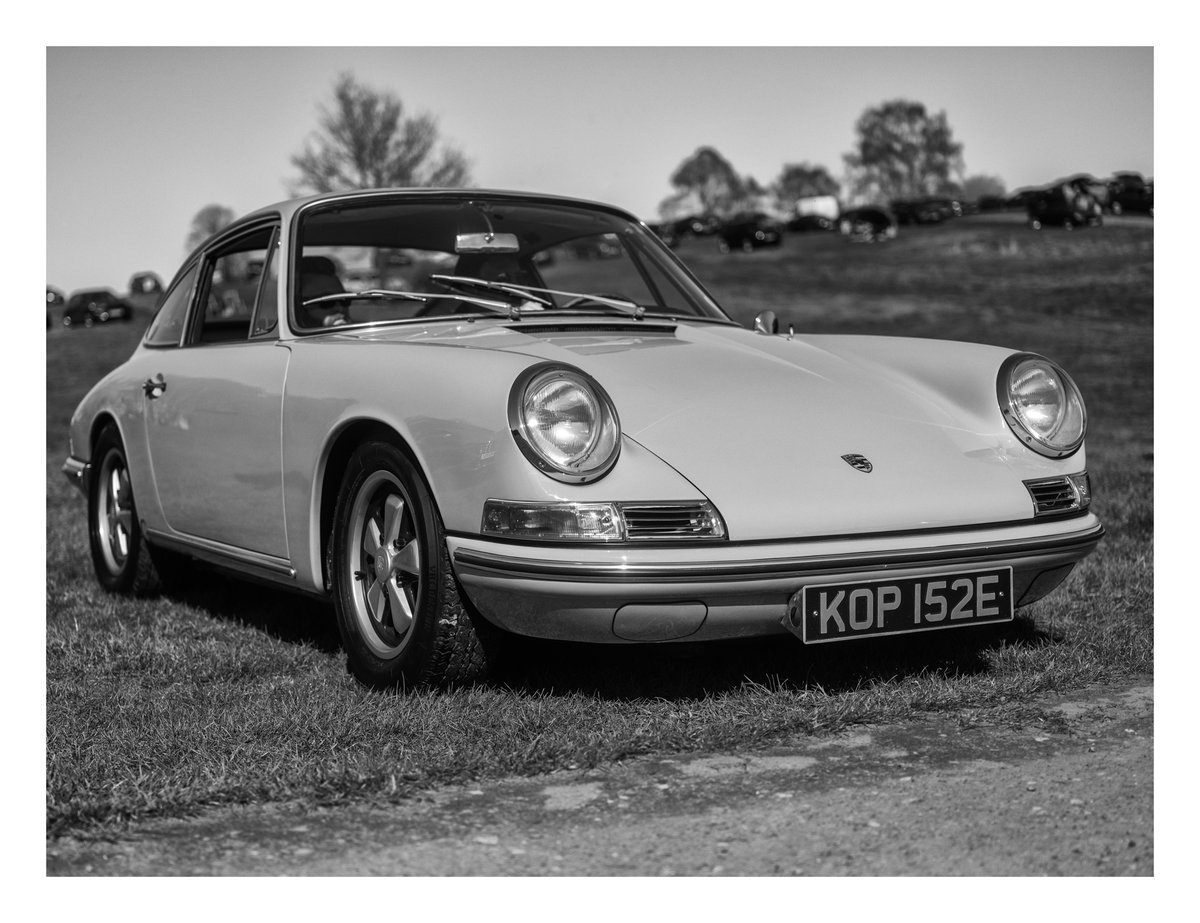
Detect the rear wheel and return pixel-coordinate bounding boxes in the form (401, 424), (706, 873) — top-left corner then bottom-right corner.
(330, 441), (487, 689)
(88, 426), (161, 595)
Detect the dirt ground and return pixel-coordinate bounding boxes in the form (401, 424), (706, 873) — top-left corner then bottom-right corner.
(47, 679), (1152, 876)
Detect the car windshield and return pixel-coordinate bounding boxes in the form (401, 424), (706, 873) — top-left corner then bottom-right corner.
(291, 195), (732, 331)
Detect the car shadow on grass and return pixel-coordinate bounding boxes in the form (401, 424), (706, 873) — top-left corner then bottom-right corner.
(487, 617), (1059, 701)
(163, 565), (342, 655)
(157, 566), (1059, 701)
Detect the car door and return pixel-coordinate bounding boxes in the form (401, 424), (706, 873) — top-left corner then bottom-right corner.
(142, 222), (291, 559)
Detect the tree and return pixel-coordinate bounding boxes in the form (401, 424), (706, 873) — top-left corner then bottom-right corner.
(772, 163), (841, 212)
(291, 72), (471, 194)
(185, 204), (235, 254)
(962, 174), (1007, 201)
(843, 100), (964, 203)
(666, 146), (747, 218)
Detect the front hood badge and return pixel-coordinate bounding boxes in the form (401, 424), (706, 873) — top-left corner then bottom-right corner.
(841, 453), (873, 473)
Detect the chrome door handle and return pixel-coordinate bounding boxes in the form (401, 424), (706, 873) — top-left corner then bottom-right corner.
(143, 374), (167, 398)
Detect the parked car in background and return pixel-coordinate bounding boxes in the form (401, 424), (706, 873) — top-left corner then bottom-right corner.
(63, 187), (1102, 689)
(786, 214), (836, 232)
(1026, 178), (1104, 230)
(1108, 172), (1153, 216)
(648, 214), (723, 248)
(717, 212), (784, 252)
(47, 286), (65, 328)
(129, 272), (164, 298)
(838, 206), (898, 242)
(890, 198), (961, 225)
(788, 195), (840, 230)
(62, 288), (133, 328)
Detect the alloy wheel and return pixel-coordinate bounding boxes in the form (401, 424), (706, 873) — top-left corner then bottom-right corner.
(346, 470), (422, 659)
(96, 448), (134, 575)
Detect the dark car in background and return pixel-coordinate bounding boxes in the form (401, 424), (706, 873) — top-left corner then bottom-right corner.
(62, 288), (133, 328)
(717, 213), (783, 252)
(47, 286), (65, 328)
(1108, 172), (1153, 216)
(890, 198), (961, 225)
(1027, 178), (1104, 230)
(838, 206), (898, 242)
(786, 214), (836, 232)
(648, 214), (722, 248)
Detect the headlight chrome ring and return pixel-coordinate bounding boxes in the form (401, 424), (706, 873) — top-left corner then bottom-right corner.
(509, 363), (621, 483)
(997, 352), (1087, 458)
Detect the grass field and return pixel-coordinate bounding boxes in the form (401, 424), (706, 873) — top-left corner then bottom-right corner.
(45, 213), (1153, 839)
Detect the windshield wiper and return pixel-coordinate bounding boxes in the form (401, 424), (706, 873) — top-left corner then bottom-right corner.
(303, 289), (428, 307)
(430, 275), (647, 319)
(429, 275), (555, 308)
(302, 288), (515, 315)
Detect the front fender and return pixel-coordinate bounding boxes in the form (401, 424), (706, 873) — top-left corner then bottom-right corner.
(281, 339), (707, 592)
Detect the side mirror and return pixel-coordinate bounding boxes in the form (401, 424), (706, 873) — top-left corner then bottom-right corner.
(753, 310), (779, 336)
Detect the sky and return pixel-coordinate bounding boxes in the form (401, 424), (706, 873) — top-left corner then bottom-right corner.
(45, 44), (1154, 294)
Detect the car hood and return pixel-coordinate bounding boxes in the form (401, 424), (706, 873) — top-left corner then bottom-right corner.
(349, 320), (1074, 540)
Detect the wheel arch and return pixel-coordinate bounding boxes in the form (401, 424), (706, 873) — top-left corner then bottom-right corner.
(88, 412), (122, 455)
(315, 419), (429, 593)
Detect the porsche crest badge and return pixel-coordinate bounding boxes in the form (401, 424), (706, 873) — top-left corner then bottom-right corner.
(841, 454), (873, 473)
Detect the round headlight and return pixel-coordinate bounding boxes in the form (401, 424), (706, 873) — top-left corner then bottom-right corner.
(510, 365), (621, 482)
(997, 353), (1086, 458)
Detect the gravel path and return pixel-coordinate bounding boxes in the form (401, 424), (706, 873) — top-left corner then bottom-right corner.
(47, 680), (1152, 876)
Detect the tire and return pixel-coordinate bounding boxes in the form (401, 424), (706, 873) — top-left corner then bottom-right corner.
(329, 441), (487, 689)
(1029, 219), (1042, 231)
(87, 425), (162, 595)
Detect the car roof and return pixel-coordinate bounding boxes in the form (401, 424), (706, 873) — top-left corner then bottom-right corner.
(68, 287), (116, 297)
(237, 187), (641, 228)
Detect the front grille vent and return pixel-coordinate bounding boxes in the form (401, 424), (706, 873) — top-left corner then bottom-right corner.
(620, 502), (725, 541)
(1025, 477), (1079, 516)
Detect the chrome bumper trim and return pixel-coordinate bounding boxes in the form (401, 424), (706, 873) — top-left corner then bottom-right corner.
(452, 522), (1105, 584)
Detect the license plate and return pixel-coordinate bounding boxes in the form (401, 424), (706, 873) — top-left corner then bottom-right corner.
(792, 567), (1014, 644)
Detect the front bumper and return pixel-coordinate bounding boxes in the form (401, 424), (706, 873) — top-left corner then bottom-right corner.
(447, 515), (1104, 643)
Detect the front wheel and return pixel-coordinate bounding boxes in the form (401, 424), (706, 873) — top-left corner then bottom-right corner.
(330, 441), (487, 689)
